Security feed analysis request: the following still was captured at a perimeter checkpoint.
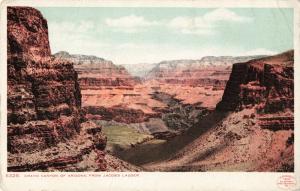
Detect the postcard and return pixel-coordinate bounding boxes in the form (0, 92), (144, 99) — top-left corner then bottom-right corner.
(0, 0), (299, 190)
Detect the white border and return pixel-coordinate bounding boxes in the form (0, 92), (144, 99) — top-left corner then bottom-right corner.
(0, 0), (299, 191)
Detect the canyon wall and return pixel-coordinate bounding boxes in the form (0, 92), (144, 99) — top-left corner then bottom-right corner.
(146, 56), (264, 89)
(54, 51), (137, 89)
(212, 50), (294, 171)
(217, 50), (294, 114)
(54, 51), (145, 123)
(7, 7), (107, 171)
(140, 51), (294, 172)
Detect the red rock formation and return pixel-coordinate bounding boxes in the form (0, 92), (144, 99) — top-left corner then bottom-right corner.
(258, 116), (294, 131)
(84, 106), (160, 123)
(7, 7), (51, 62)
(217, 50), (294, 112)
(213, 50), (294, 171)
(54, 51), (137, 89)
(7, 7), (107, 171)
(54, 51), (143, 122)
(137, 51), (293, 172)
(146, 57), (263, 89)
(8, 121), (107, 171)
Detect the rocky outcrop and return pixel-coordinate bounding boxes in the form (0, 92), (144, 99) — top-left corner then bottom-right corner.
(54, 52), (142, 123)
(7, 7), (106, 171)
(217, 50), (294, 112)
(54, 51), (137, 89)
(217, 50), (294, 137)
(258, 116), (294, 131)
(84, 106), (160, 123)
(8, 122), (107, 171)
(155, 78), (228, 89)
(7, 7), (51, 62)
(136, 51), (294, 172)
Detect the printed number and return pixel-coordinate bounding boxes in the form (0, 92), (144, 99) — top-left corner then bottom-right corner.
(6, 174), (19, 177)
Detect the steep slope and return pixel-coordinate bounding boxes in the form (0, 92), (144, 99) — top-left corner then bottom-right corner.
(7, 7), (107, 171)
(217, 50), (293, 112)
(119, 51), (294, 172)
(54, 51), (146, 123)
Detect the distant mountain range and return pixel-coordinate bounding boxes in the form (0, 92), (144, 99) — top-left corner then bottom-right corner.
(121, 55), (267, 78)
(146, 55), (267, 79)
(54, 51), (268, 79)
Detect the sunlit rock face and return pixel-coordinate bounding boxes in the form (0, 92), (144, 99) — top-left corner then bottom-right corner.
(146, 56), (264, 89)
(217, 50), (294, 113)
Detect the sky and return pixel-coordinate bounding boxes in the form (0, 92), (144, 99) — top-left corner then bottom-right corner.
(37, 7), (293, 65)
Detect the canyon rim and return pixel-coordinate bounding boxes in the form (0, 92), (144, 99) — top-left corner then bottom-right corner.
(5, 5), (295, 174)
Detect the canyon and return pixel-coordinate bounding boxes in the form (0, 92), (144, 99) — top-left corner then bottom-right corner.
(7, 6), (294, 172)
(114, 50), (294, 172)
(53, 51), (264, 154)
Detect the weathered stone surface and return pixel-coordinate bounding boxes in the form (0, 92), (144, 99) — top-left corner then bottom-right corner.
(216, 50), (294, 112)
(8, 121), (107, 172)
(84, 106), (160, 123)
(259, 116), (294, 131)
(146, 56), (264, 89)
(216, 50), (294, 134)
(8, 7), (51, 62)
(54, 51), (137, 89)
(7, 7), (107, 171)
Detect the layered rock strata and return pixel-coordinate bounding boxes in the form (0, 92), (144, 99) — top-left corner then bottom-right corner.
(217, 50), (294, 114)
(133, 51), (294, 172)
(7, 7), (107, 171)
(84, 106), (160, 123)
(54, 51), (142, 122)
(54, 51), (137, 89)
(146, 56), (265, 89)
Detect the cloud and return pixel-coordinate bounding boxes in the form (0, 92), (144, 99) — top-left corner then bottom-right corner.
(204, 8), (252, 22)
(168, 8), (252, 35)
(169, 16), (214, 35)
(47, 21), (110, 55)
(104, 15), (159, 32)
(49, 21), (94, 34)
(169, 16), (214, 29)
(45, 13), (274, 66)
(103, 9), (251, 35)
(244, 48), (276, 56)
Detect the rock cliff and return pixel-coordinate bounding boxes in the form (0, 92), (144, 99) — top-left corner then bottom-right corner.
(217, 50), (294, 113)
(133, 51), (294, 172)
(54, 51), (144, 123)
(54, 51), (137, 89)
(146, 56), (265, 89)
(7, 7), (107, 171)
